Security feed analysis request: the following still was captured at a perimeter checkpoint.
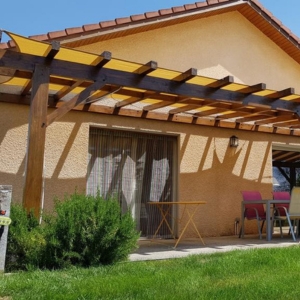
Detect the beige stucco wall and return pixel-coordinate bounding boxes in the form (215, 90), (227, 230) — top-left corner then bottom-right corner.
(2, 10), (300, 237)
(1, 101), (299, 237)
(77, 11), (300, 92)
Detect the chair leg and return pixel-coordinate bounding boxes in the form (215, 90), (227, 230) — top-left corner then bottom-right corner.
(278, 220), (283, 238)
(239, 217), (245, 238)
(257, 219), (262, 239)
(286, 216), (296, 242)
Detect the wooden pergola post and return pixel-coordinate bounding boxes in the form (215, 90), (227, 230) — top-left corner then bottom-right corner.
(23, 64), (49, 217)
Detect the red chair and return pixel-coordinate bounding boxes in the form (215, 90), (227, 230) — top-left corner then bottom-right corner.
(272, 191), (290, 238)
(239, 191), (266, 239)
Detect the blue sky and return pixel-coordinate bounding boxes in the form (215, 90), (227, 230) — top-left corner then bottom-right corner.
(0, 0), (299, 43)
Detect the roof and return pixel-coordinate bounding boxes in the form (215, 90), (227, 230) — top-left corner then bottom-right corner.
(2, 30), (300, 138)
(2, 0), (300, 67)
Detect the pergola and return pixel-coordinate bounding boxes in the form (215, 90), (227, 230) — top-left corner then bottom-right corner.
(1, 30), (300, 215)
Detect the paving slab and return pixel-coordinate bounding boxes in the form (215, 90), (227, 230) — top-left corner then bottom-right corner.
(129, 234), (299, 261)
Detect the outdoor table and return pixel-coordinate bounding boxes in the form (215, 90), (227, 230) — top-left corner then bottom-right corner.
(147, 201), (206, 248)
(240, 199), (290, 241)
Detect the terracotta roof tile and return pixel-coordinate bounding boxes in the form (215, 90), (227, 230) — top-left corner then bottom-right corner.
(65, 27), (84, 35)
(159, 9), (173, 16)
(270, 16), (282, 28)
(28, 34), (48, 41)
(195, 2), (208, 8)
(99, 20), (117, 28)
(7, 40), (15, 48)
(172, 6), (186, 13)
(47, 30), (67, 39)
(115, 17), (132, 25)
(0, 42), (8, 49)
(289, 32), (300, 43)
(83, 23), (101, 31)
(130, 14), (146, 21)
(207, 0), (219, 5)
(281, 24), (292, 35)
(184, 4), (197, 10)
(145, 11), (160, 18)
(250, 0), (262, 6)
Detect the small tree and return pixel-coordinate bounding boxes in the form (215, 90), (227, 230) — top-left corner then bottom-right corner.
(42, 192), (140, 268)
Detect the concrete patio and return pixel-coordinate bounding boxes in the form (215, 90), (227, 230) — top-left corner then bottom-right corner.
(129, 232), (300, 262)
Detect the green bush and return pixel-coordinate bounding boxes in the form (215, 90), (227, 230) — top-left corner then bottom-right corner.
(6, 204), (45, 271)
(41, 192), (140, 269)
(6, 193), (140, 270)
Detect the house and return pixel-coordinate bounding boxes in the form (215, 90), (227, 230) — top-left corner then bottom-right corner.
(1, 0), (300, 238)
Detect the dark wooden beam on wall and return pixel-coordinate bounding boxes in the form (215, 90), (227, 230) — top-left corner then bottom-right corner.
(46, 79), (107, 126)
(93, 51), (111, 68)
(23, 64), (50, 217)
(2, 49), (300, 136)
(136, 61), (157, 76)
(1, 49), (300, 113)
(238, 83), (266, 94)
(173, 68), (197, 82)
(265, 87), (295, 99)
(169, 104), (199, 114)
(45, 41), (60, 60)
(207, 75), (234, 88)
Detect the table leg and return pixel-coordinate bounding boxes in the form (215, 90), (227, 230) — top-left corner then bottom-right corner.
(152, 204), (175, 240)
(187, 206), (205, 245)
(174, 204), (204, 248)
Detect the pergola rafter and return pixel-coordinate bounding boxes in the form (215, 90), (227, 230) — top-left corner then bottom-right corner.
(2, 31), (300, 214)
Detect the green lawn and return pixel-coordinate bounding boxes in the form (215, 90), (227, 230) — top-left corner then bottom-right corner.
(1, 245), (300, 300)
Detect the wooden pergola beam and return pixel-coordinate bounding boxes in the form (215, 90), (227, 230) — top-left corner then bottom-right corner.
(46, 79), (107, 126)
(23, 64), (49, 216)
(239, 83), (266, 94)
(207, 75), (234, 88)
(2, 49), (300, 113)
(136, 61), (157, 75)
(173, 68), (198, 82)
(266, 87), (295, 99)
(93, 51), (111, 68)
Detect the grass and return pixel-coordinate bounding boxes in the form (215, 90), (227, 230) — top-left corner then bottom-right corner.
(1, 245), (300, 299)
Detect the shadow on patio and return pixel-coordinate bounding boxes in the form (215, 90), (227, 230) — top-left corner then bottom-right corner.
(129, 231), (299, 262)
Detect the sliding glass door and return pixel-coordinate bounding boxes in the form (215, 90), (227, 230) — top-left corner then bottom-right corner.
(87, 127), (177, 237)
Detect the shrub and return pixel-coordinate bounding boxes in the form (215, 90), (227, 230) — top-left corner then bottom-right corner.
(6, 204), (45, 271)
(41, 192), (140, 269)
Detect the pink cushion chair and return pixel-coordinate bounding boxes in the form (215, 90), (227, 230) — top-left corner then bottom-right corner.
(239, 191), (266, 239)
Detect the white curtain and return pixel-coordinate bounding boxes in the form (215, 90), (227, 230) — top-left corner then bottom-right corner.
(87, 128), (175, 237)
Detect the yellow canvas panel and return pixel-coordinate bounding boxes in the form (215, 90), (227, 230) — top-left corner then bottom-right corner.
(281, 95), (300, 101)
(169, 103), (191, 108)
(149, 69), (181, 80)
(252, 90), (276, 96)
(222, 83), (248, 91)
(121, 87), (147, 93)
(6, 31), (107, 66)
(217, 110), (235, 115)
(3, 77), (29, 87)
(195, 106), (217, 112)
(187, 76), (216, 86)
(55, 47), (99, 65)
(105, 59), (143, 73)
(6, 31), (51, 57)
(140, 99), (162, 104)
(48, 84), (84, 94)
